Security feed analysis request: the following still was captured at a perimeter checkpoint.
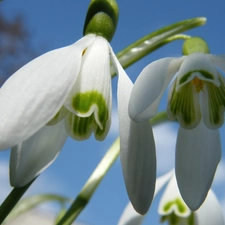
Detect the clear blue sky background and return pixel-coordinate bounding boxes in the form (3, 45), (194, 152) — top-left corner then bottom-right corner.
(1, 0), (225, 225)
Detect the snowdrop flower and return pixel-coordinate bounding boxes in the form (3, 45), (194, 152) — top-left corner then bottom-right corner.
(0, 0), (156, 212)
(129, 37), (225, 210)
(118, 171), (225, 225)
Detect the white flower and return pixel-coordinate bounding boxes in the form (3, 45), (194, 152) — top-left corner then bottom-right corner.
(129, 51), (225, 210)
(118, 171), (225, 225)
(0, 33), (156, 214)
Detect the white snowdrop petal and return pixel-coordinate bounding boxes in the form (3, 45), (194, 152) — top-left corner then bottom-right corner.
(64, 36), (112, 141)
(0, 34), (95, 150)
(176, 121), (221, 210)
(10, 120), (68, 187)
(110, 48), (156, 215)
(129, 57), (183, 122)
(195, 190), (225, 225)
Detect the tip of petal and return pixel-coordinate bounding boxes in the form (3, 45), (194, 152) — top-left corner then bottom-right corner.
(120, 121), (156, 215)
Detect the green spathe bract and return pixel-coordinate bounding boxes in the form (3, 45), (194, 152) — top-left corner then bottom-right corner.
(71, 90), (109, 140)
(182, 37), (210, 55)
(83, 0), (119, 41)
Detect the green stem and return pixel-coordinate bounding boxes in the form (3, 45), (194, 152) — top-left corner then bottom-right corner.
(0, 179), (35, 224)
(56, 139), (120, 225)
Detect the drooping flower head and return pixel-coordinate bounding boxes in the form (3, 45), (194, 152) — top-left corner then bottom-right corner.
(159, 175), (224, 225)
(168, 37), (225, 130)
(0, 0), (119, 151)
(0, 1), (156, 212)
(129, 37), (225, 210)
(49, 0), (120, 142)
(0, 0), (121, 184)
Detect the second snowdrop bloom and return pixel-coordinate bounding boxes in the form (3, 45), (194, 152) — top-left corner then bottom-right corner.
(118, 172), (225, 225)
(129, 37), (225, 210)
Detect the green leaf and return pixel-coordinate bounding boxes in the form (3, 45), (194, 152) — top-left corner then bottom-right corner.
(111, 17), (206, 76)
(4, 194), (71, 224)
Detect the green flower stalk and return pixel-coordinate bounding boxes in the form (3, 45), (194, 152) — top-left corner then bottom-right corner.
(56, 138), (120, 225)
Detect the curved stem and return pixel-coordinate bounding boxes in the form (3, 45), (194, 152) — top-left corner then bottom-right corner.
(56, 139), (120, 225)
(0, 178), (35, 224)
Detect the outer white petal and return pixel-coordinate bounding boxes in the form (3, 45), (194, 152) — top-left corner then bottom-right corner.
(0, 34), (95, 150)
(208, 54), (225, 72)
(195, 190), (225, 225)
(158, 174), (191, 217)
(110, 47), (156, 215)
(118, 202), (144, 225)
(155, 170), (174, 196)
(129, 57), (184, 122)
(118, 171), (174, 225)
(10, 120), (68, 187)
(175, 121), (221, 210)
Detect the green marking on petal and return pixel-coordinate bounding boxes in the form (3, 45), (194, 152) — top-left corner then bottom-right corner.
(161, 198), (193, 225)
(163, 198), (187, 214)
(179, 70), (214, 86)
(168, 81), (201, 129)
(175, 198), (186, 213)
(66, 91), (110, 140)
(66, 112), (108, 141)
(73, 91), (109, 127)
(205, 77), (225, 128)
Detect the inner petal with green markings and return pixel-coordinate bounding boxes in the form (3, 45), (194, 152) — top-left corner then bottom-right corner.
(160, 197), (194, 225)
(167, 53), (225, 130)
(65, 90), (111, 141)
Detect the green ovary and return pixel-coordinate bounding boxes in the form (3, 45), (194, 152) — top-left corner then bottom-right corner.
(70, 91), (109, 140)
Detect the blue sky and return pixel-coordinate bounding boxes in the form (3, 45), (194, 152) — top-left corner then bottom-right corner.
(1, 0), (225, 224)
